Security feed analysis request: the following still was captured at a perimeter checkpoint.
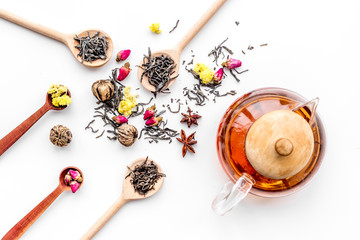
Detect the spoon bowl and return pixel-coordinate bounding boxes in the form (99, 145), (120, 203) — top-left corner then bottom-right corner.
(46, 88), (71, 111)
(122, 157), (165, 200)
(66, 29), (113, 68)
(59, 166), (84, 190)
(138, 49), (180, 93)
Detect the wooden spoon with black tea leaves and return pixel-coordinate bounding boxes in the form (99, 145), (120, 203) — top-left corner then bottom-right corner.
(0, 8), (113, 68)
(80, 158), (165, 240)
(2, 167), (84, 240)
(0, 90), (70, 157)
(138, 0), (227, 93)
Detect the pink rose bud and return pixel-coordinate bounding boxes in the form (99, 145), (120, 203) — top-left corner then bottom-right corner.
(68, 170), (81, 181)
(143, 105), (156, 120)
(222, 58), (242, 69)
(213, 68), (224, 84)
(145, 116), (163, 127)
(112, 115), (128, 124)
(64, 174), (72, 185)
(116, 49), (131, 62)
(70, 181), (80, 193)
(117, 62), (131, 81)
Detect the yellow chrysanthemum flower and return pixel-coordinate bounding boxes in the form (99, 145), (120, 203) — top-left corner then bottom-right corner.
(193, 63), (214, 84)
(48, 84), (71, 107)
(149, 23), (162, 34)
(118, 86), (138, 116)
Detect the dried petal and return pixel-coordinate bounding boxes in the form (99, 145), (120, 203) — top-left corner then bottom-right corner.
(64, 174), (72, 185)
(70, 181), (80, 193)
(143, 105), (156, 120)
(213, 68), (224, 84)
(116, 49), (131, 62)
(117, 62), (131, 81)
(68, 170), (81, 181)
(222, 58), (242, 69)
(145, 116), (163, 126)
(112, 115), (128, 124)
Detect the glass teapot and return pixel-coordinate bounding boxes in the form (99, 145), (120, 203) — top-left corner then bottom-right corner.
(212, 88), (326, 215)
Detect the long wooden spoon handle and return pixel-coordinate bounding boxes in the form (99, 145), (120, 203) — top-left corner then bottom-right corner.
(0, 8), (68, 44)
(2, 186), (64, 240)
(174, 0), (227, 52)
(0, 104), (50, 157)
(80, 196), (129, 240)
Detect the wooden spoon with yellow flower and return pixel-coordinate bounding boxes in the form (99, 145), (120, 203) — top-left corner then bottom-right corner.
(0, 85), (71, 157)
(138, 0), (227, 93)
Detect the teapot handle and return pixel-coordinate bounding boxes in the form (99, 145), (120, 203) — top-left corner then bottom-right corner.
(212, 173), (255, 215)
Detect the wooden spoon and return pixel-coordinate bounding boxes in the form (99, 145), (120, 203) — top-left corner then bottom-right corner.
(0, 90), (70, 157)
(2, 166), (83, 240)
(0, 8), (113, 68)
(80, 158), (165, 240)
(138, 0), (227, 92)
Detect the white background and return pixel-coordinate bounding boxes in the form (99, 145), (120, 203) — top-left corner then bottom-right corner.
(0, 0), (359, 239)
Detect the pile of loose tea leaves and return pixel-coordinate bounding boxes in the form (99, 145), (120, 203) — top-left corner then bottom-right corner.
(74, 32), (108, 63)
(138, 48), (178, 96)
(126, 157), (166, 195)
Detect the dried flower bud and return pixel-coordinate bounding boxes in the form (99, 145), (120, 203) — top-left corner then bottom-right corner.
(222, 58), (242, 69)
(112, 115), (128, 125)
(143, 105), (156, 120)
(92, 80), (114, 102)
(68, 169), (81, 181)
(213, 68), (224, 84)
(64, 174), (72, 185)
(76, 176), (83, 183)
(117, 62), (131, 81)
(70, 181), (80, 193)
(118, 124), (138, 147)
(145, 116), (163, 127)
(116, 49), (131, 62)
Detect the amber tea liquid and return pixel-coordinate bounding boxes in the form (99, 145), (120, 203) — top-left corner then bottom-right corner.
(217, 89), (325, 195)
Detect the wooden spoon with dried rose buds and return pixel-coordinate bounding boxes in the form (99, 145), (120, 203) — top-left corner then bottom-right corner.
(138, 0), (227, 93)
(80, 158), (165, 240)
(0, 8), (113, 68)
(2, 167), (83, 240)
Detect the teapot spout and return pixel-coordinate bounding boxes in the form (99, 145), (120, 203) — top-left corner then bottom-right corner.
(291, 97), (319, 125)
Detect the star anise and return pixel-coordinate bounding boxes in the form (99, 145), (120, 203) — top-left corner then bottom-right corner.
(176, 129), (197, 157)
(180, 107), (201, 128)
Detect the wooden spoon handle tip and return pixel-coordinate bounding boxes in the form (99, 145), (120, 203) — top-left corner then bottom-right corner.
(2, 186), (63, 240)
(0, 8), (68, 44)
(80, 196), (128, 240)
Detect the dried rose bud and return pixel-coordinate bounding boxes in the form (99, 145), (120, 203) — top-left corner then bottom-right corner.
(143, 105), (156, 120)
(213, 68), (224, 84)
(68, 169), (81, 181)
(64, 174), (72, 185)
(112, 115), (128, 125)
(70, 181), (80, 193)
(222, 58), (242, 69)
(77, 176), (83, 183)
(145, 116), (163, 126)
(117, 62), (131, 81)
(116, 49), (131, 62)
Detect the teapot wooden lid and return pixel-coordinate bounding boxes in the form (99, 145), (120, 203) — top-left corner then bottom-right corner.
(245, 110), (314, 179)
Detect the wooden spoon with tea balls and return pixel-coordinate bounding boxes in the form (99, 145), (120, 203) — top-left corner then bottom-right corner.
(80, 158), (165, 240)
(138, 0), (227, 92)
(2, 167), (84, 240)
(0, 90), (70, 157)
(0, 8), (113, 68)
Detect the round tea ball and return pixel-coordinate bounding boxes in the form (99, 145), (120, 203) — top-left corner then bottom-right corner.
(50, 125), (72, 147)
(118, 124), (138, 147)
